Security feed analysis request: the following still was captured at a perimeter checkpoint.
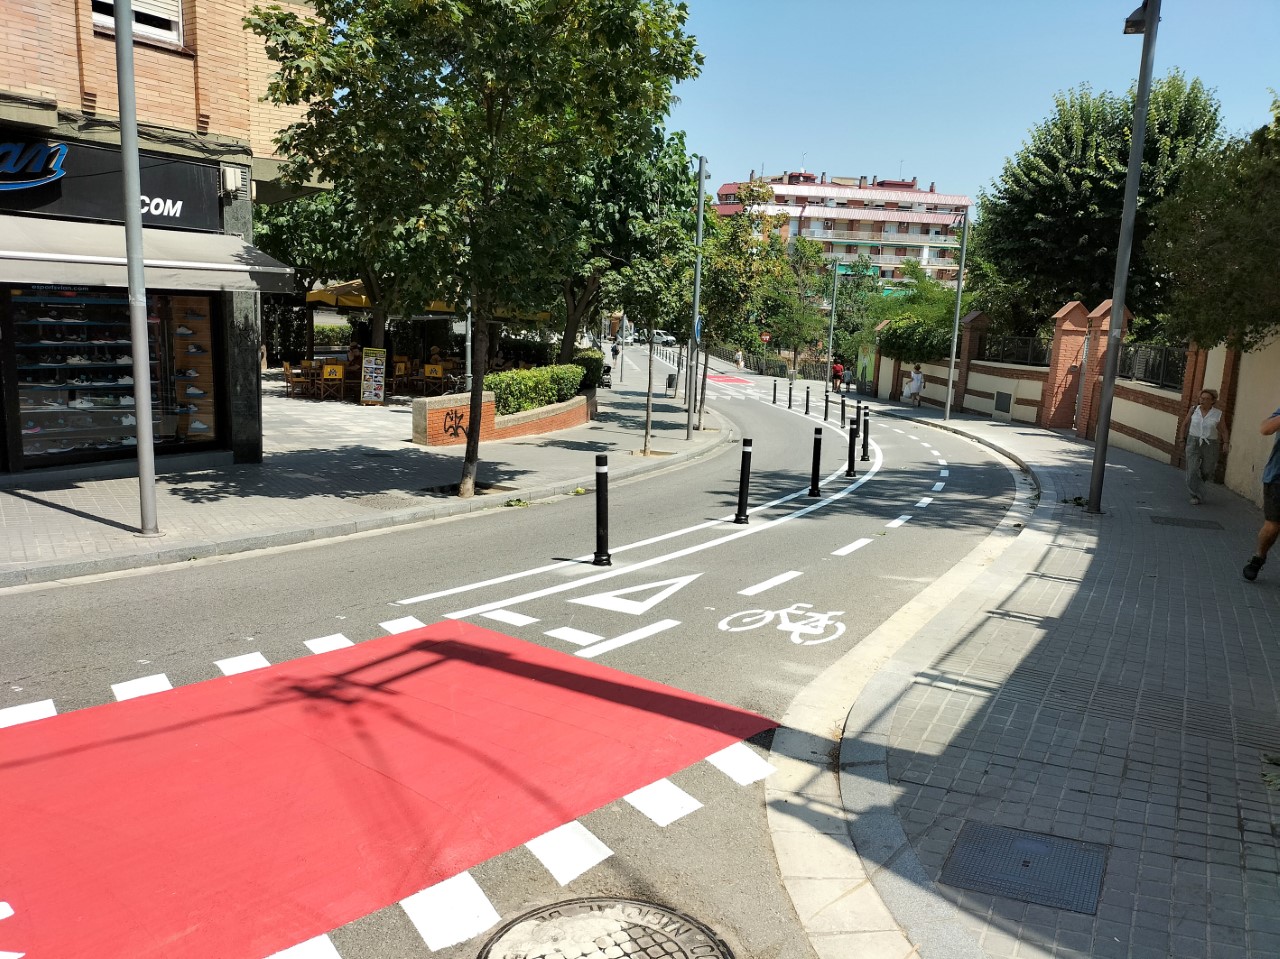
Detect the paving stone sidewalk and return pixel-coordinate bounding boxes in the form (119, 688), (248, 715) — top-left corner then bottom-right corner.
(844, 404), (1280, 959)
(0, 372), (726, 587)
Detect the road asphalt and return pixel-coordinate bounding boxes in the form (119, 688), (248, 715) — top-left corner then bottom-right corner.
(2, 356), (1277, 959)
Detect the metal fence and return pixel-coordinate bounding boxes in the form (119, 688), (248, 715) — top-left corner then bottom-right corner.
(976, 335), (1052, 366)
(1119, 343), (1186, 391)
(708, 344), (790, 378)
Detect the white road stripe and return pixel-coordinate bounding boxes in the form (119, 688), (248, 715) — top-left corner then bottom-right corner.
(264, 934), (344, 959)
(739, 570), (803, 596)
(526, 822), (613, 885)
(400, 872), (500, 951)
(930, 449), (941, 456)
(892, 428), (904, 433)
(0, 699), (56, 728)
(832, 537), (873, 557)
(545, 626), (603, 647)
(886, 515), (911, 528)
(216, 652), (270, 676)
(111, 674), (172, 701)
(932, 482), (945, 492)
(482, 609), (540, 627)
(937, 458), (947, 466)
(940, 469), (949, 477)
(380, 616), (426, 634)
(305, 633), (354, 654)
(706, 742), (776, 785)
(916, 497), (934, 508)
(576, 619), (681, 659)
(624, 778), (703, 826)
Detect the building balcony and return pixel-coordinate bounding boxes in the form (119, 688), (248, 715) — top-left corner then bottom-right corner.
(803, 227), (959, 247)
(828, 251), (958, 268)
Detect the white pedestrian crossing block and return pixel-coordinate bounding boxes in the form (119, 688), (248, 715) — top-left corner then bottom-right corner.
(940, 469), (949, 477)
(0, 699), (57, 728)
(545, 626), (604, 646)
(112, 674), (172, 701)
(706, 741), (776, 785)
(624, 778), (703, 826)
(215, 652), (271, 676)
(401, 872), (500, 951)
(932, 482), (945, 492)
(526, 821), (613, 885)
(264, 934), (343, 959)
(304, 634), (354, 654)
(482, 609), (540, 627)
(380, 616), (426, 634)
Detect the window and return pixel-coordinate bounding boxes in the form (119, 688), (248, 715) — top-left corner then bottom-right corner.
(92, 0), (183, 46)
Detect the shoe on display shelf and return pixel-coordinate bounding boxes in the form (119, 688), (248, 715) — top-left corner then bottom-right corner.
(66, 355), (92, 365)
(188, 419), (210, 432)
(175, 325), (195, 336)
(174, 403), (199, 414)
(121, 436), (138, 446)
(116, 375), (134, 385)
(178, 369), (198, 378)
(183, 309), (204, 320)
(186, 344), (207, 354)
(34, 315), (57, 323)
(121, 413), (137, 426)
(38, 356), (62, 366)
(69, 398), (95, 409)
(184, 386), (206, 397)
(115, 355), (132, 365)
(69, 375), (94, 386)
(119, 396), (134, 406)
(21, 422), (40, 434)
(45, 444), (76, 453)
(91, 377), (117, 386)
(40, 399), (67, 409)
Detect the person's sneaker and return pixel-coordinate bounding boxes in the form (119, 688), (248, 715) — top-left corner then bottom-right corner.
(188, 419), (210, 432)
(174, 325), (195, 336)
(1243, 556), (1265, 581)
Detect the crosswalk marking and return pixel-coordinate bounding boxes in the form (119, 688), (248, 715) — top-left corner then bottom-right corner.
(886, 515), (911, 528)
(111, 674), (172, 701)
(264, 934), (343, 959)
(576, 619), (681, 659)
(526, 821), (613, 885)
(932, 482), (945, 492)
(215, 652), (271, 676)
(739, 570), (803, 596)
(400, 872), (500, 952)
(624, 778), (703, 826)
(706, 742), (775, 785)
(379, 615), (425, 634)
(482, 609), (540, 627)
(304, 634), (353, 654)
(940, 469), (949, 477)
(545, 626), (603, 646)
(0, 699), (57, 728)
(832, 537), (873, 557)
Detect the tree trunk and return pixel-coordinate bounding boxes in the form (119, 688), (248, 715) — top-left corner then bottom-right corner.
(559, 276), (600, 363)
(362, 269), (387, 349)
(458, 289), (489, 498)
(643, 325), (654, 455)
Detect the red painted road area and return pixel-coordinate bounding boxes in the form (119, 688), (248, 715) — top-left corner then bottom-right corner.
(707, 375), (751, 385)
(0, 622), (775, 959)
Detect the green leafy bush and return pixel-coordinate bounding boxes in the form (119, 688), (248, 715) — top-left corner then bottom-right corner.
(313, 323), (353, 347)
(550, 364), (585, 401)
(571, 349), (605, 389)
(876, 312), (951, 362)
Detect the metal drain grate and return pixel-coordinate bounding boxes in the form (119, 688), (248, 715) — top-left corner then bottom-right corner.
(1151, 515), (1223, 530)
(941, 821), (1107, 914)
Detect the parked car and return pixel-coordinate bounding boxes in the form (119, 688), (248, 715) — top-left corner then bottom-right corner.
(651, 329), (678, 346)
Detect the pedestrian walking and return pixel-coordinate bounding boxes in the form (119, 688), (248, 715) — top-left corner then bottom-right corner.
(1179, 389), (1229, 505)
(831, 360), (844, 392)
(842, 365), (853, 393)
(907, 364), (924, 407)
(734, 348), (744, 370)
(1242, 403), (1280, 581)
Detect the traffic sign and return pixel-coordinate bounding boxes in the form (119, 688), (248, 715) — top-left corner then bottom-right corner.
(760, 332), (772, 343)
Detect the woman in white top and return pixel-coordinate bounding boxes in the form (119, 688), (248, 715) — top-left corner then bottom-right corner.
(908, 364), (924, 407)
(1180, 388), (1230, 504)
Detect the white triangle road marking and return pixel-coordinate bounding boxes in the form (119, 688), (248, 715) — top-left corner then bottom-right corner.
(569, 573), (702, 615)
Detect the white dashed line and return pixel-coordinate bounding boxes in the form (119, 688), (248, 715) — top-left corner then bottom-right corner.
(739, 570), (803, 596)
(400, 872), (500, 952)
(305, 634), (354, 654)
(380, 616), (426, 634)
(932, 482), (945, 492)
(544, 626), (604, 647)
(111, 674), (172, 701)
(576, 619), (681, 659)
(916, 497), (934, 508)
(0, 699), (57, 728)
(482, 609), (540, 627)
(930, 449), (941, 456)
(624, 778), (703, 826)
(940, 469), (949, 477)
(886, 515), (911, 528)
(937, 458), (947, 466)
(892, 428), (904, 433)
(706, 742), (776, 785)
(832, 537), (874, 557)
(526, 821), (613, 885)
(215, 652), (270, 676)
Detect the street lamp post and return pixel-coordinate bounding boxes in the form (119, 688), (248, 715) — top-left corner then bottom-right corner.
(687, 155), (706, 440)
(943, 207), (970, 421)
(1087, 0), (1162, 512)
(826, 261), (840, 392)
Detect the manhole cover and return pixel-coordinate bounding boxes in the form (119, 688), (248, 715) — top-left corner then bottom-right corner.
(478, 898), (733, 958)
(940, 821), (1107, 914)
(1151, 515), (1223, 530)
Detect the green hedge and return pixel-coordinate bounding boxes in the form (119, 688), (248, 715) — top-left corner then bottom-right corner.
(483, 363), (585, 415)
(313, 323), (353, 347)
(571, 349), (605, 389)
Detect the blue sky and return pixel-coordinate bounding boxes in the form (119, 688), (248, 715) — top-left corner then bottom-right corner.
(667, 0), (1279, 205)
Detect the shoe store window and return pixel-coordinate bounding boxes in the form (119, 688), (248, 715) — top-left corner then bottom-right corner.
(6, 285), (220, 468)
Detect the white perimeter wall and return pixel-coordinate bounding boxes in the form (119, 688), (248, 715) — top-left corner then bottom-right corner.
(1226, 337), (1280, 508)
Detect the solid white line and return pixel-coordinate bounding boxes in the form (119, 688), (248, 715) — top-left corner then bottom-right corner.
(739, 570), (803, 596)
(397, 558), (583, 605)
(932, 482), (945, 492)
(916, 497), (934, 508)
(305, 633), (354, 654)
(706, 742), (776, 785)
(215, 652), (270, 676)
(886, 515), (911, 528)
(832, 537), (873, 557)
(380, 616), (426, 634)
(545, 626), (603, 647)
(446, 445), (885, 621)
(526, 821), (613, 885)
(940, 469), (950, 477)
(576, 619), (681, 659)
(264, 934), (344, 959)
(482, 609), (540, 627)
(624, 778), (703, 826)
(400, 872), (500, 952)
(0, 699), (57, 728)
(111, 674), (172, 701)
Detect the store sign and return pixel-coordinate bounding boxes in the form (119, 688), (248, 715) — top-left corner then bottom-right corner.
(0, 127), (221, 232)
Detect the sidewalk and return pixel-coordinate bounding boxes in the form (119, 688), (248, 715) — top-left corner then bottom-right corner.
(770, 395), (1280, 959)
(0, 372), (728, 588)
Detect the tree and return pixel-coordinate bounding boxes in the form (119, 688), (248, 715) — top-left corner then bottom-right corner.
(757, 235), (827, 365)
(1147, 98), (1280, 350)
(867, 261), (965, 362)
(972, 72), (1222, 333)
(701, 178), (786, 346)
(248, 0), (700, 496)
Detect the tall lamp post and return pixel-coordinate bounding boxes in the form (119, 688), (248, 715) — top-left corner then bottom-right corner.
(1087, 0), (1162, 512)
(943, 206), (970, 420)
(826, 260), (841, 392)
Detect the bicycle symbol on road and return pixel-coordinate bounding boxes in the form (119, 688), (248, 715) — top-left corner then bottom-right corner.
(718, 603), (846, 646)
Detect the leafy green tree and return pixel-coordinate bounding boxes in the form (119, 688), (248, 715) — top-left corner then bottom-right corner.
(972, 71), (1222, 334)
(248, 0), (700, 496)
(830, 255), (880, 363)
(868, 261), (965, 362)
(1147, 98), (1280, 350)
(701, 178), (786, 347)
(758, 235), (827, 364)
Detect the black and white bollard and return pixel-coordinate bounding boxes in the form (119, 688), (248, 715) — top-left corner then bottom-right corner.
(788, 383), (793, 410)
(593, 454), (611, 566)
(772, 380), (777, 405)
(805, 387), (811, 416)
(734, 438), (753, 524)
(846, 420), (858, 478)
(824, 392), (830, 421)
(841, 394), (847, 428)
(861, 408), (871, 462)
(809, 427), (822, 496)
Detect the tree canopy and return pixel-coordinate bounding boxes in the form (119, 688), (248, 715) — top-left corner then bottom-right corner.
(971, 71), (1222, 334)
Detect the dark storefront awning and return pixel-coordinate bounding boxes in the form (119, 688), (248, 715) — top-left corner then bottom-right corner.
(0, 215), (294, 293)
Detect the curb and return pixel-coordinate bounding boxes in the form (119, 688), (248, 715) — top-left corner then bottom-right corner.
(0, 412), (732, 590)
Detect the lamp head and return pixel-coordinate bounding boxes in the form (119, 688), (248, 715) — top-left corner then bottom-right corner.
(1124, 2), (1148, 34)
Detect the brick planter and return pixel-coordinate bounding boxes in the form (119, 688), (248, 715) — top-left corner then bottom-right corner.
(411, 390), (597, 446)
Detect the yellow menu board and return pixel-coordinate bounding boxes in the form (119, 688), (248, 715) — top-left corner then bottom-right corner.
(360, 347), (386, 404)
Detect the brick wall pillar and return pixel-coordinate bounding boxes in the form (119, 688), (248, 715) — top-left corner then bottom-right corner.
(953, 310), (989, 414)
(1042, 301), (1089, 429)
(1076, 299), (1131, 440)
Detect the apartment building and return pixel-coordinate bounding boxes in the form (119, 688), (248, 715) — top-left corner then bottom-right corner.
(0, 0), (307, 476)
(715, 169), (971, 286)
